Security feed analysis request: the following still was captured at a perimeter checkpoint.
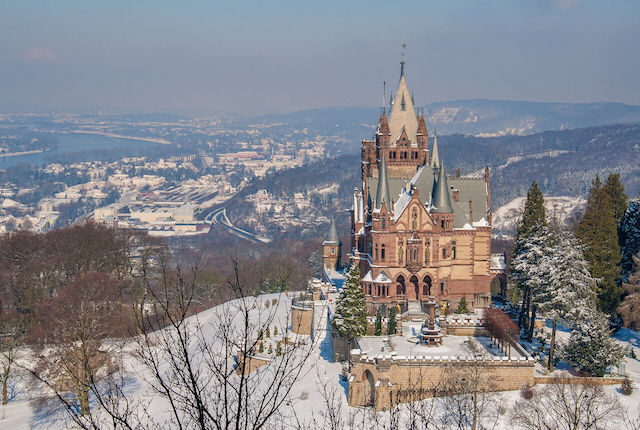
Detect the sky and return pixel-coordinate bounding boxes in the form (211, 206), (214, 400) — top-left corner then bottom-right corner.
(1, 0), (639, 116)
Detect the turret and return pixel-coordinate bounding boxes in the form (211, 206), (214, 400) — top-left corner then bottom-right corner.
(431, 162), (454, 214)
(375, 153), (392, 212)
(323, 217), (341, 270)
(430, 129), (440, 169)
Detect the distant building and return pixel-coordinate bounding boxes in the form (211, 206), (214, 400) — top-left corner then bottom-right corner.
(323, 60), (503, 315)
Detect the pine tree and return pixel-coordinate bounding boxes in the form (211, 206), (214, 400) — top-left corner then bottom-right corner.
(576, 175), (622, 314)
(511, 226), (549, 339)
(332, 265), (367, 339)
(563, 311), (624, 377)
(457, 296), (469, 314)
(513, 181), (546, 330)
(619, 198), (640, 281)
(516, 181), (547, 239)
(374, 308), (382, 336)
(603, 173), (628, 226)
(533, 221), (597, 371)
(387, 308), (397, 335)
(618, 253), (640, 329)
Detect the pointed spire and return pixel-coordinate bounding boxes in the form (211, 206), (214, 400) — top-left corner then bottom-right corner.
(430, 128), (440, 169)
(324, 216), (340, 244)
(378, 111), (390, 134)
(417, 113), (427, 136)
(431, 161), (453, 214)
(375, 152), (391, 211)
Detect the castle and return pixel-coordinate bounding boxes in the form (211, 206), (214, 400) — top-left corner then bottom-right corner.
(323, 59), (503, 315)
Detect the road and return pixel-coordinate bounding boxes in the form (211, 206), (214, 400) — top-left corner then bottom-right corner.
(207, 207), (270, 244)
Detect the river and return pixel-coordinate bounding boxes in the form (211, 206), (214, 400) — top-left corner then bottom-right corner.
(0, 132), (166, 170)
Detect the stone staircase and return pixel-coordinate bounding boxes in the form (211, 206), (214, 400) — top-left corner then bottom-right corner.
(407, 300), (423, 315)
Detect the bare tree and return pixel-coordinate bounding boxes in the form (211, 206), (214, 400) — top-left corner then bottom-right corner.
(511, 380), (623, 430)
(0, 308), (24, 405)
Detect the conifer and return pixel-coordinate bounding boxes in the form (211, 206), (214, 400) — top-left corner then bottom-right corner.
(576, 175), (622, 314)
(387, 308), (397, 335)
(618, 253), (640, 329)
(332, 265), (367, 339)
(619, 198), (640, 281)
(457, 296), (469, 314)
(603, 173), (628, 226)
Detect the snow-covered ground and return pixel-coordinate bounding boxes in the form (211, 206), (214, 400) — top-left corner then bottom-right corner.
(492, 195), (586, 239)
(2, 294), (640, 429)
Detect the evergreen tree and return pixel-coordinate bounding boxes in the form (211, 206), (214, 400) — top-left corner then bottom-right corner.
(374, 308), (382, 336)
(563, 311), (624, 377)
(619, 198), (640, 281)
(576, 175), (622, 314)
(387, 308), (397, 335)
(516, 181), (547, 239)
(457, 296), (469, 314)
(511, 226), (549, 339)
(618, 253), (640, 329)
(603, 173), (628, 226)
(332, 265), (367, 339)
(513, 181), (546, 330)
(533, 221), (597, 371)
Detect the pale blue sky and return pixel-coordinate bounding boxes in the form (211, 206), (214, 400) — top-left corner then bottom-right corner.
(1, 0), (639, 115)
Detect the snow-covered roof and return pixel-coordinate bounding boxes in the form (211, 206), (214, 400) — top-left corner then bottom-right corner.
(472, 217), (490, 227)
(392, 187), (412, 220)
(373, 270), (393, 284)
(362, 270), (373, 282)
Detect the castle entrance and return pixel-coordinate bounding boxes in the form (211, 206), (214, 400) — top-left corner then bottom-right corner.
(408, 275), (419, 301)
(363, 370), (375, 407)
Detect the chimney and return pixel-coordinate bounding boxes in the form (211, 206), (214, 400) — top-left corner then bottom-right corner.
(469, 200), (473, 224)
(453, 189), (459, 202)
(456, 167), (461, 178)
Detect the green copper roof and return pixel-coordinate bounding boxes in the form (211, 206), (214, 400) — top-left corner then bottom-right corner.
(375, 153), (391, 211)
(324, 217), (340, 244)
(430, 162), (454, 213)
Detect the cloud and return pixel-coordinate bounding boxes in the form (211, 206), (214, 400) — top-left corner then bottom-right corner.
(22, 47), (55, 62)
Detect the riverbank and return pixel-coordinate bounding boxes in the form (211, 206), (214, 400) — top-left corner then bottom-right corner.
(0, 149), (44, 158)
(72, 130), (171, 145)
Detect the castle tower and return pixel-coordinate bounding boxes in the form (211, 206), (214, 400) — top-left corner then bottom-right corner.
(323, 217), (341, 271)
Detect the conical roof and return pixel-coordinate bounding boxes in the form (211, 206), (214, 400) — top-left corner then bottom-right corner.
(324, 217), (340, 244)
(375, 152), (391, 211)
(388, 64), (418, 142)
(430, 130), (440, 169)
(430, 162), (453, 213)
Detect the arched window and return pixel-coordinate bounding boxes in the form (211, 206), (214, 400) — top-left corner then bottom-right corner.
(381, 244), (386, 261)
(442, 248), (447, 259)
(375, 245), (378, 261)
(381, 217), (386, 230)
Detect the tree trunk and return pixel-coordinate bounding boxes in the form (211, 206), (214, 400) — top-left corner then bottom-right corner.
(528, 305), (536, 341)
(78, 385), (90, 416)
(472, 392), (478, 430)
(2, 375), (7, 405)
(519, 287), (529, 328)
(548, 319), (557, 372)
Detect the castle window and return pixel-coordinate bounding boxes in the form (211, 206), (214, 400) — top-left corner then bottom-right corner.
(381, 217), (386, 229)
(441, 220), (445, 229)
(442, 248), (446, 259)
(452, 246), (456, 259)
(381, 244), (386, 261)
(413, 248), (417, 261)
(440, 282), (444, 293)
(331, 248), (335, 255)
(368, 285), (371, 295)
(375, 245), (378, 261)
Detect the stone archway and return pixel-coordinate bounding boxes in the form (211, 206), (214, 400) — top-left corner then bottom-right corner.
(396, 275), (406, 297)
(409, 275), (419, 301)
(363, 369), (375, 407)
(423, 275), (432, 296)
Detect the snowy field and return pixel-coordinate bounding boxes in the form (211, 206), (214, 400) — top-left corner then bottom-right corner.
(2, 294), (640, 429)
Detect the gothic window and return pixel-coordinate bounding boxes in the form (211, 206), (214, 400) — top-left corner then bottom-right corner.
(452, 246), (456, 259)
(368, 285), (371, 295)
(440, 282), (444, 294)
(412, 209), (417, 230)
(381, 217), (386, 230)
(442, 248), (446, 259)
(331, 247), (335, 255)
(403, 151), (407, 159)
(441, 220), (445, 229)
(375, 245), (378, 261)
(381, 244), (386, 261)
(413, 248), (417, 261)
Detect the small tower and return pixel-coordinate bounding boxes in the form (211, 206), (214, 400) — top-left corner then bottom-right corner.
(323, 217), (341, 271)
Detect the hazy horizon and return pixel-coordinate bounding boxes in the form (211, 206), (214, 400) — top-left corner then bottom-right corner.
(1, 0), (639, 116)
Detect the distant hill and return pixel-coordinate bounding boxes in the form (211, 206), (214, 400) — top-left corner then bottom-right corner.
(233, 100), (640, 154)
(226, 122), (640, 239)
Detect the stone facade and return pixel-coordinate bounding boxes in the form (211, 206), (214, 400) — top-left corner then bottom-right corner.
(291, 300), (314, 335)
(348, 349), (535, 411)
(349, 66), (496, 317)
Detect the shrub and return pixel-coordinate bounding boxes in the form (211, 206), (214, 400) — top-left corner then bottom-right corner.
(521, 384), (534, 400)
(272, 298), (278, 305)
(273, 326), (278, 336)
(266, 327), (271, 338)
(267, 345), (273, 354)
(258, 342), (264, 353)
(622, 377), (633, 395)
